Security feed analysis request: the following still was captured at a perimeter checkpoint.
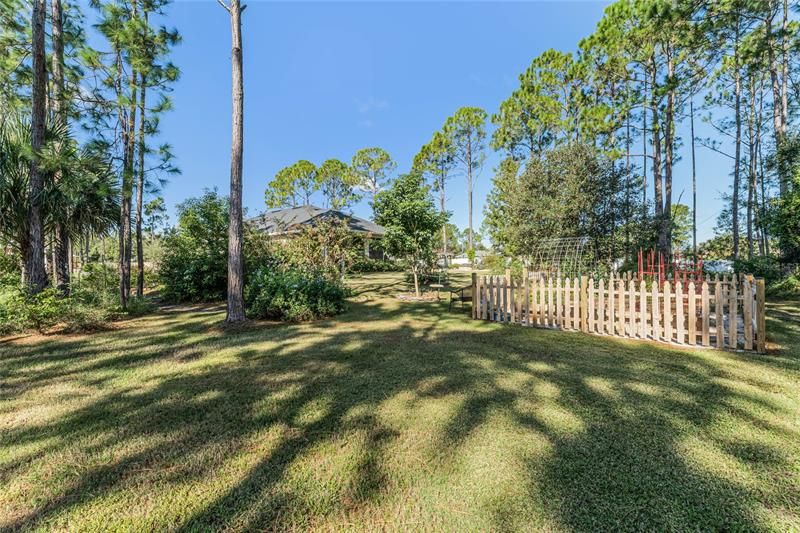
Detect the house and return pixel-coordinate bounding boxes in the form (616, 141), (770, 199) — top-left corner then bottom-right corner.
(247, 205), (386, 258)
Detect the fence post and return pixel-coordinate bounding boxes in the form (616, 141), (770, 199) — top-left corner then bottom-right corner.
(471, 273), (478, 319)
(580, 275), (589, 333)
(505, 268), (511, 318)
(756, 278), (766, 353)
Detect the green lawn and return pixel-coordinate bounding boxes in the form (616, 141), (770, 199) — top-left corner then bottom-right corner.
(2, 272), (799, 531)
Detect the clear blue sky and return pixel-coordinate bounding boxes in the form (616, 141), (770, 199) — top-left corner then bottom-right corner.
(134, 1), (730, 243)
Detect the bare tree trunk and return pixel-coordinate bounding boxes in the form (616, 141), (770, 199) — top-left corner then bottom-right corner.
(660, 54), (674, 254)
(51, 0), (70, 295)
(440, 170), (447, 268)
(690, 99), (697, 257)
(642, 75), (647, 216)
(224, 0), (246, 323)
(136, 57), (147, 298)
(650, 59), (663, 244)
(466, 138), (474, 252)
(732, 31), (742, 260)
(25, 0), (48, 293)
(765, 3), (786, 196)
(747, 77), (757, 260)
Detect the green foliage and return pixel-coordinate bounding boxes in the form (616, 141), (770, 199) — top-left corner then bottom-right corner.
(373, 172), (447, 295)
(318, 159), (360, 210)
(734, 256), (783, 284)
(244, 266), (348, 322)
(351, 147), (396, 200)
(768, 274), (800, 298)
(699, 233), (734, 260)
(0, 249), (20, 286)
(349, 257), (402, 273)
(144, 197), (169, 236)
(484, 143), (644, 264)
(279, 219), (361, 281)
(159, 190), (230, 302)
(265, 160), (318, 208)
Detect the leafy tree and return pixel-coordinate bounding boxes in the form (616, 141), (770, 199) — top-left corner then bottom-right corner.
(265, 160), (318, 208)
(373, 172), (446, 296)
(144, 197), (168, 236)
(0, 115), (119, 276)
(318, 158), (359, 210)
(351, 147), (396, 211)
(159, 190), (228, 302)
(443, 107), (486, 252)
(483, 142), (644, 265)
(413, 130), (455, 265)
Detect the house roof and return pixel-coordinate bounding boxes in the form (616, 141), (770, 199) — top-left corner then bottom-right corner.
(247, 205), (386, 236)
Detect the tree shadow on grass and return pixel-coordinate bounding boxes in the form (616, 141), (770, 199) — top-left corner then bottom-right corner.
(1, 297), (798, 530)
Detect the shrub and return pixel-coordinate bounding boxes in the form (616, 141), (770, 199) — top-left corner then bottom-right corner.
(244, 266), (348, 322)
(350, 257), (402, 273)
(768, 274), (800, 298)
(159, 191), (230, 302)
(734, 256), (783, 285)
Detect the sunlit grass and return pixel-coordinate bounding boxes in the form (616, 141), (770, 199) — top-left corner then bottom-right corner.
(1, 273), (798, 531)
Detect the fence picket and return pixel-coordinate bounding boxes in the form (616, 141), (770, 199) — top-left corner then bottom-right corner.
(728, 278), (738, 349)
(639, 280), (647, 339)
(701, 282), (710, 346)
(743, 277), (753, 350)
(651, 283), (660, 341)
(688, 282), (696, 345)
(756, 279), (765, 353)
(715, 280), (724, 349)
(628, 280), (636, 337)
(598, 279), (605, 335)
(664, 283), (672, 343)
(588, 278), (595, 333)
(556, 277), (562, 329)
(676, 282), (684, 344)
(617, 280), (625, 336)
(608, 277), (615, 335)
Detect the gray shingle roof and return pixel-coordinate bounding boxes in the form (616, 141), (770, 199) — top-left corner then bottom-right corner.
(247, 205), (385, 236)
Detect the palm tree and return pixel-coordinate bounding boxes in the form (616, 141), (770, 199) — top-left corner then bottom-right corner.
(0, 115), (120, 281)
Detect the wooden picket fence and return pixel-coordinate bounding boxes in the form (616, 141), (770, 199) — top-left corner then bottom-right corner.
(471, 271), (766, 353)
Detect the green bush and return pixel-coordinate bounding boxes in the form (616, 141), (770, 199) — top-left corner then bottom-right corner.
(767, 275), (800, 298)
(244, 266), (348, 322)
(350, 257), (402, 273)
(734, 256), (783, 285)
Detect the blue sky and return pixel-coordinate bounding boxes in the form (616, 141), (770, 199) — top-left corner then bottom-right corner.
(136, 1), (730, 243)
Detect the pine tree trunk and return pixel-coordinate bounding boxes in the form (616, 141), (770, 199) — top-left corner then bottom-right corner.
(690, 99), (697, 257)
(662, 55), (674, 255)
(440, 174), (447, 268)
(25, 0), (48, 293)
(136, 65), (147, 298)
(765, 4), (785, 197)
(225, 0), (246, 323)
(466, 139), (474, 253)
(51, 0), (70, 295)
(650, 59), (663, 243)
(732, 32), (742, 260)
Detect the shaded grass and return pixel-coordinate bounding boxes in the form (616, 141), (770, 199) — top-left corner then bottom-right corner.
(1, 273), (799, 531)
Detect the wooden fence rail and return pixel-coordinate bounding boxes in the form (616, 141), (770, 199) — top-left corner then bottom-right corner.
(471, 271), (766, 353)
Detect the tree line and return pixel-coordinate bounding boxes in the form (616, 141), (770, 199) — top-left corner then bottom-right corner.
(1, 0), (180, 306)
(483, 0), (799, 266)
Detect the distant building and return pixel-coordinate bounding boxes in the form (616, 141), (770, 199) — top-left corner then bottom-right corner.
(247, 205), (386, 258)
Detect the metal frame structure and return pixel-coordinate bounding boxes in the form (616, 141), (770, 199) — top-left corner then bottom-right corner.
(528, 237), (594, 278)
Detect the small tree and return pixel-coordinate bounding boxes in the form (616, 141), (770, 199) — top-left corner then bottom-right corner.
(351, 147), (396, 213)
(373, 172), (446, 297)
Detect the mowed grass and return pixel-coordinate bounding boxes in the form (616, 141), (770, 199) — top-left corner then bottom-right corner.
(1, 272), (799, 531)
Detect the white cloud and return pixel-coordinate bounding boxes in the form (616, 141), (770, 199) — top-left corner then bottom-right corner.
(355, 96), (388, 114)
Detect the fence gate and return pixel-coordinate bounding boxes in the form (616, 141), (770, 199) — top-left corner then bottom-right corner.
(471, 271), (766, 353)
